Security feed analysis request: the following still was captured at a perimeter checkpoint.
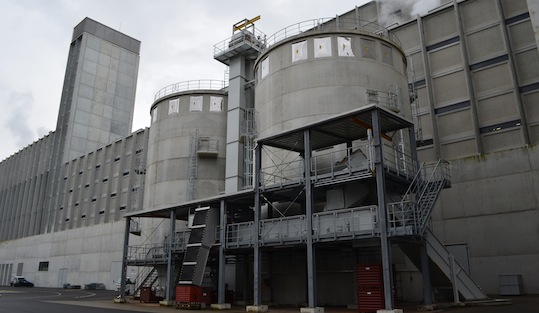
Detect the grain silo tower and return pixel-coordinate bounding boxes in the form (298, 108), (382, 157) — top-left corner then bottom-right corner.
(143, 81), (228, 210)
(253, 18), (413, 210)
(255, 18), (410, 138)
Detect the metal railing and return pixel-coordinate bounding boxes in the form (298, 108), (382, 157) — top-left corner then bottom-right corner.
(214, 28), (267, 57)
(154, 80), (227, 102)
(263, 17), (401, 52)
(313, 206), (378, 240)
(225, 206), (379, 248)
(311, 143), (374, 182)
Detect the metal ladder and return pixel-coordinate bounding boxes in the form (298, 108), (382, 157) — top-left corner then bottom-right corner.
(187, 129), (199, 201)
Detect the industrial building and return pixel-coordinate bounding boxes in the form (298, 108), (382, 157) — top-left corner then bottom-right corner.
(1, 0), (539, 312)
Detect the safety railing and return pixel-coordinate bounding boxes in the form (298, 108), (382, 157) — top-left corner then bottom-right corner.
(311, 143), (374, 184)
(226, 221), (255, 248)
(154, 80), (227, 102)
(260, 215), (307, 245)
(128, 244), (167, 262)
(313, 206), (378, 241)
(263, 18), (402, 52)
(382, 143), (417, 180)
(214, 28), (267, 58)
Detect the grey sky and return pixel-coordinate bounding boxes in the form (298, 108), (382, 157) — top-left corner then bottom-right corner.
(0, 0), (441, 161)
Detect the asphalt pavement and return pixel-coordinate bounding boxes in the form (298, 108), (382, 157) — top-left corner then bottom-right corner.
(1, 287), (539, 313)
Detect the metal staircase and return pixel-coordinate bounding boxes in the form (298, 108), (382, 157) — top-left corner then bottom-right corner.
(425, 229), (487, 301)
(178, 206), (219, 286)
(395, 159), (450, 234)
(133, 267), (158, 298)
(394, 159), (487, 301)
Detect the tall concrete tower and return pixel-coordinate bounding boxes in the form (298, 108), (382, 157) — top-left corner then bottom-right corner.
(55, 17), (141, 162)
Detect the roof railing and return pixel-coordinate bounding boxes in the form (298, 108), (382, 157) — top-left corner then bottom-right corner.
(263, 17), (401, 51)
(154, 79), (227, 102)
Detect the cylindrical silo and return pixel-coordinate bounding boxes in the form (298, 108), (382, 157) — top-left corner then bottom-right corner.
(143, 80), (228, 210)
(254, 19), (411, 210)
(254, 19), (410, 138)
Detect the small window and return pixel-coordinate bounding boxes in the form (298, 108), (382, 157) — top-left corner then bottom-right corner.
(38, 262), (49, 271)
(103, 178), (108, 182)
(152, 107), (158, 123)
(99, 210), (105, 215)
(314, 37), (332, 58)
(132, 186), (139, 192)
(260, 57), (269, 79)
(91, 197), (97, 202)
(338, 37), (354, 57)
(85, 183), (90, 188)
(169, 98), (179, 115)
(114, 156), (121, 162)
(123, 171), (130, 176)
(79, 171), (83, 175)
(190, 96), (203, 112)
(210, 96), (223, 112)
(75, 202), (80, 207)
(111, 192), (117, 198)
(96, 164), (101, 169)
(81, 214), (86, 219)
(292, 40), (308, 62)
(120, 205), (127, 211)
(135, 148), (143, 155)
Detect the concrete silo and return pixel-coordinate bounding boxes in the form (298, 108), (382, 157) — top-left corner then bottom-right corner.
(254, 18), (411, 138)
(143, 80), (228, 210)
(253, 19), (414, 212)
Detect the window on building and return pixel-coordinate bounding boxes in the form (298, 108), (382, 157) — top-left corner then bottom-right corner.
(337, 37), (354, 57)
(168, 98), (179, 115)
(314, 37), (332, 58)
(38, 262), (49, 271)
(292, 40), (308, 62)
(210, 96), (223, 112)
(260, 57), (269, 79)
(152, 107), (158, 123)
(190, 96), (203, 112)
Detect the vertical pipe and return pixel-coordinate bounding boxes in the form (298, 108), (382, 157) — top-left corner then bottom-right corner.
(304, 129), (316, 308)
(372, 109), (394, 309)
(166, 210), (176, 302)
(253, 143), (262, 306)
(218, 200), (226, 304)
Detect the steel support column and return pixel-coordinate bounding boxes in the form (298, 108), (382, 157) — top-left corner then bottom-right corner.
(304, 129), (317, 308)
(420, 242), (433, 305)
(166, 209), (176, 302)
(372, 109), (394, 309)
(120, 217), (131, 299)
(253, 143), (262, 306)
(218, 199), (227, 304)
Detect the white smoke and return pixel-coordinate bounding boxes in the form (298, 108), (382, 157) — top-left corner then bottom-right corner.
(376, 0), (442, 27)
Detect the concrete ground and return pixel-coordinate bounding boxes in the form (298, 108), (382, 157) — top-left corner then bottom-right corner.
(63, 295), (539, 313)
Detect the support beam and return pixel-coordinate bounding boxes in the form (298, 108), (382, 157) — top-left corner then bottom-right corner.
(372, 109), (394, 310)
(217, 200), (228, 305)
(420, 242), (433, 305)
(164, 210), (176, 304)
(117, 217), (130, 303)
(303, 129), (318, 309)
(253, 143), (262, 307)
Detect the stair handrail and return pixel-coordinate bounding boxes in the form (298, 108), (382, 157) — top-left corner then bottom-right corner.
(133, 267), (156, 297)
(416, 160), (450, 233)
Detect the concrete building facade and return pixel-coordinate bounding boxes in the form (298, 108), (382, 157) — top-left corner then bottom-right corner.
(0, 1), (539, 311)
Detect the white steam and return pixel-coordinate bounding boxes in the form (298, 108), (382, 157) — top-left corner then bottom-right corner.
(376, 0), (442, 27)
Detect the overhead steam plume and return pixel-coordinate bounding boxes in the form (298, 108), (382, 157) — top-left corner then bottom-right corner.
(376, 0), (442, 27)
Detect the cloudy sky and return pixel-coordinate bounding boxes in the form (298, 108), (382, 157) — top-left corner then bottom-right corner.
(0, 0), (441, 161)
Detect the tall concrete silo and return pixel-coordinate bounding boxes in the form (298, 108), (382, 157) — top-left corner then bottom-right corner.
(254, 18), (411, 138)
(253, 18), (413, 211)
(143, 81), (228, 210)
